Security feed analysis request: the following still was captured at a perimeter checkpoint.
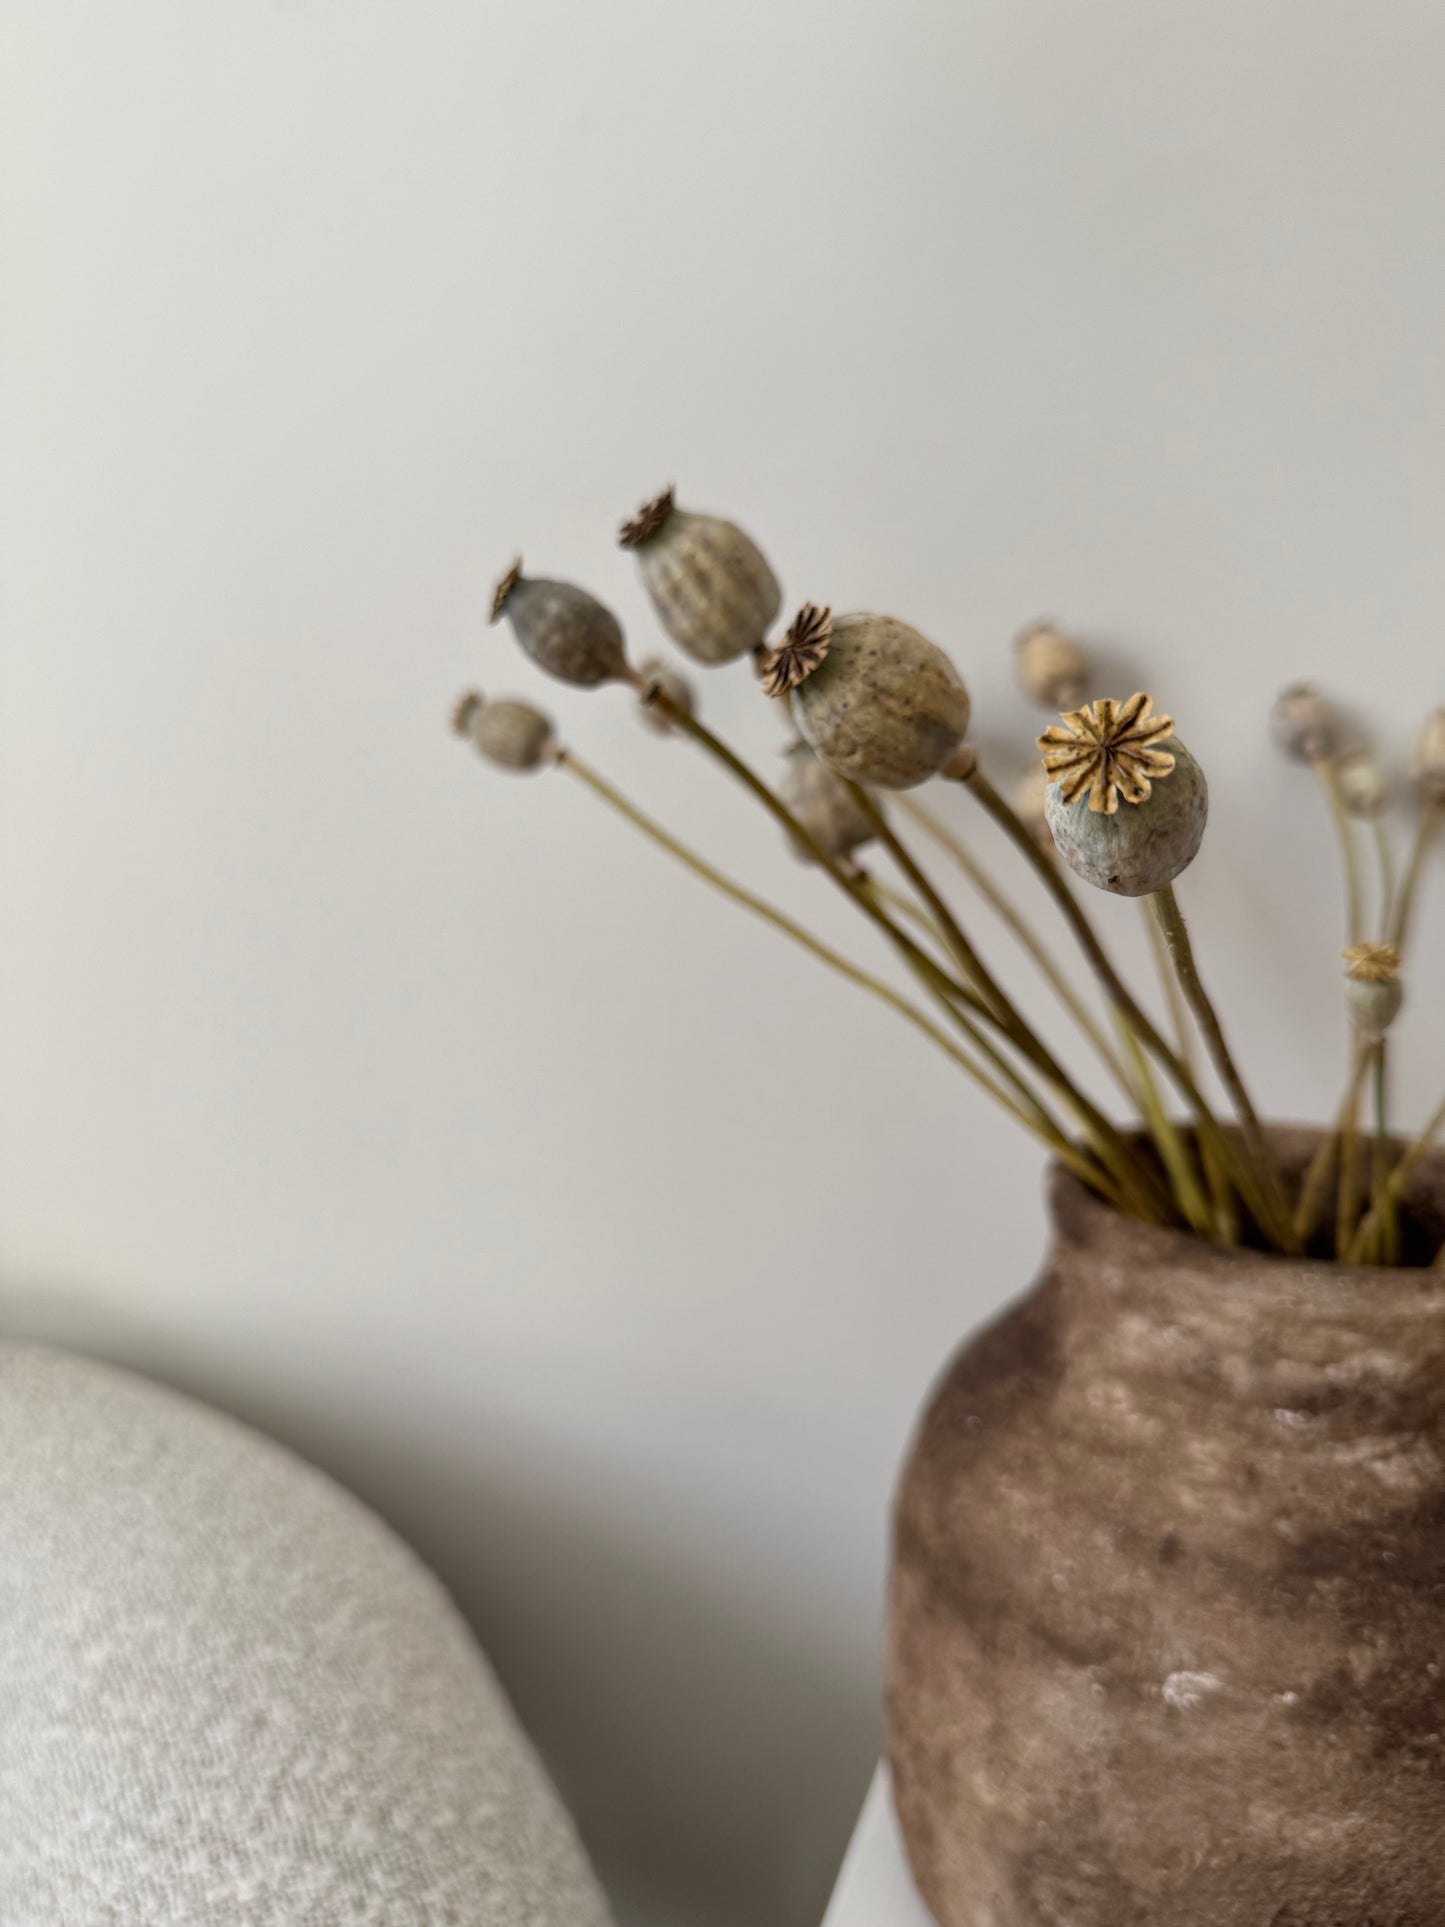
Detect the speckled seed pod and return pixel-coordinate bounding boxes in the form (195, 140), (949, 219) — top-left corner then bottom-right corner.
(779, 611), (972, 791)
(451, 691), (555, 772)
(1343, 942), (1404, 1040)
(635, 656), (696, 735)
(1334, 749), (1387, 818)
(490, 559), (629, 687)
(1013, 622), (1088, 710)
(777, 743), (876, 862)
(618, 488), (781, 666)
(1410, 706), (1445, 803)
(1270, 682), (1341, 764)
(1041, 700), (1208, 896)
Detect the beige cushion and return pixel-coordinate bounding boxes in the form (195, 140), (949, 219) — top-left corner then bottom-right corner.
(0, 1344), (612, 1927)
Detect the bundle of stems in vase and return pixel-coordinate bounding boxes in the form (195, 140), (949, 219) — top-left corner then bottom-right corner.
(452, 489), (1445, 1266)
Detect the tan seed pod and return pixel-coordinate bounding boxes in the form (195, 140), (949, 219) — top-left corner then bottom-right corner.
(635, 656), (696, 735)
(1333, 750), (1388, 818)
(1013, 622), (1088, 710)
(451, 690), (555, 772)
(1269, 682), (1341, 764)
(783, 611), (972, 791)
(1409, 706), (1445, 803)
(777, 743), (875, 861)
(490, 559), (629, 687)
(618, 487), (781, 666)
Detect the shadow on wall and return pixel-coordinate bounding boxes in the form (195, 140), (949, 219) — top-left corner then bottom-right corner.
(0, 1282), (876, 1927)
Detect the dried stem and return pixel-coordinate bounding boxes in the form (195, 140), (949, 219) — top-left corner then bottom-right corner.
(1346, 1089), (1445, 1264)
(1150, 883), (1298, 1251)
(1293, 1043), (1371, 1247)
(1391, 800), (1443, 949)
(1314, 756), (1364, 946)
(899, 796), (1137, 1103)
(1143, 898), (1197, 1078)
(557, 750), (1116, 1186)
(961, 764), (1298, 1252)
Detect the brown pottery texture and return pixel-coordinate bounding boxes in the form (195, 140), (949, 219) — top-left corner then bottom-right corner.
(889, 1129), (1445, 1927)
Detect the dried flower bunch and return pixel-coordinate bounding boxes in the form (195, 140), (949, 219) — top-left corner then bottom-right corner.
(452, 491), (1445, 1267)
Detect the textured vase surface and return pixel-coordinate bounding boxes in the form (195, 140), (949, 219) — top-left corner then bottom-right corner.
(889, 1130), (1445, 1926)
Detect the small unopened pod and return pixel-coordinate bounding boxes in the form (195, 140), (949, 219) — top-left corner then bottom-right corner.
(452, 690), (556, 772)
(763, 605), (972, 791)
(635, 656), (696, 736)
(1410, 707), (1445, 803)
(490, 558), (629, 687)
(1343, 942), (1404, 1040)
(618, 488), (781, 666)
(1039, 694), (1207, 896)
(1334, 750), (1387, 818)
(778, 743), (875, 862)
(1270, 682), (1341, 764)
(1013, 622), (1088, 710)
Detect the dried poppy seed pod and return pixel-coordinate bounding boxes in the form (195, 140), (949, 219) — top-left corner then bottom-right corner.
(490, 558), (629, 687)
(1410, 706), (1445, 803)
(777, 743), (875, 862)
(1270, 682), (1341, 764)
(451, 690), (555, 772)
(1040, 695), (1207, 896)
(618, 488), (781, 666)
(1013, 622), (1088, 710)
(1334, 749), (1388, 819)
(1343, 942), (1404, 1040)
(635, 657), (696, 736)
(764, 606), (972, 791)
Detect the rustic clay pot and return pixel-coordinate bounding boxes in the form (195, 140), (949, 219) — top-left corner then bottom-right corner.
(889, 1129), (1445, 1927)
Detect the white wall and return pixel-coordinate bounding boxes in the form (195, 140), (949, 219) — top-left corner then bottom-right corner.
(5, 5), (1444, 1922)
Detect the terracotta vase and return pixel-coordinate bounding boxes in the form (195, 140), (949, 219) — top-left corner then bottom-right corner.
(888, 1129), (1445, 1927)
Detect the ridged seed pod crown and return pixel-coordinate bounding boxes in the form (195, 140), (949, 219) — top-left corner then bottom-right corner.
(763, 605), (972, 791)
(452, 691), (555, 772)
(491, 559), (629, 687)
(777, 743), (876, 862)
(618, 488), (781, 666)
(1039, 694), (1208, 896)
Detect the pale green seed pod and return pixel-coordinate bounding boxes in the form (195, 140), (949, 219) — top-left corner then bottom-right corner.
(1270, 682), (1340, 764)
(1343, 942), (1404, 1040)
(1334, 750), (1387, 819)
(635, 656), (696, 735)
(1013, 622), (1088, 710)
(490, 558), (629, 687)
(776, 609), (972, 791)
(1410, 706), (1445, 803)
(1044, 733), (1208, 897)
(777, 743), (875, 862)
(618, 488), (781, 666)
(451, 690), (555, 772)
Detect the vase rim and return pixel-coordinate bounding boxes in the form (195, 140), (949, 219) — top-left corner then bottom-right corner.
(1047, 1120), (1445, 1306)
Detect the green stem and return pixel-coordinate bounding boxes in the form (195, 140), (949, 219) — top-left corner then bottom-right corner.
(1293, 1042), (1370, 1247)
(1150, 883), (1299, 1252)
(1370, 1041), (1398, 1265)
(1336, 1049), (1367, 1259)
(1372, 818), (1397, 942)
(1143, 897), (1197, 1078)
(1112, 1013), (1216, 1238)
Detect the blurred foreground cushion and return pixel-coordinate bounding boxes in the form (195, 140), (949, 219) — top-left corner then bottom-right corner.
(0, 1343), (612, 1927)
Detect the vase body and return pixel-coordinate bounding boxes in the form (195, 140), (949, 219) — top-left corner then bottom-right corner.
(889, 1131), (1445, 1926)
